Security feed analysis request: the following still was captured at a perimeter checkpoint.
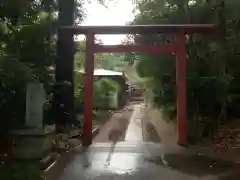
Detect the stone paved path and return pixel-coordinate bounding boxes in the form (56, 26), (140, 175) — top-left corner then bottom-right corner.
(54, 101), (240, 180)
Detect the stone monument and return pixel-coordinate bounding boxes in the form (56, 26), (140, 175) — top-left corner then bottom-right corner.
(10, 82), (55, 159)
(26, 82), (45, 128)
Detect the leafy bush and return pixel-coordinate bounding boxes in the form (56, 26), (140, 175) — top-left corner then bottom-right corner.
(0, 57), (38, 134)
(94, 78), (120, 109)
(0, 56), (54, 136)
(95, 78), (120, 93)
(75, 82), (84, 113)
(75, 78), (120, 113)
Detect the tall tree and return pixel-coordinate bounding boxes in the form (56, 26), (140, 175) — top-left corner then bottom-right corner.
(131, 0), (240, 140)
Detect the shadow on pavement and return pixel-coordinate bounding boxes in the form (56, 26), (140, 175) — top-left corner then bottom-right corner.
(144, 123), (161, 143)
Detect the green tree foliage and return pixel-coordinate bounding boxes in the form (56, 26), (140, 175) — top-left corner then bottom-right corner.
(0, 0), (85, 136)
(0, 0), (59, 67)
(74, 40), (128, 71)
(131, 0), (240, 140)
(94, 78), (120, 108)
(0, 0), (59, 135)
(100, 53), (128, 71)
(121, 35), (136, 66)
(75, 81), (84, 113)
(75, 77), (120, 113)
(74, 39), (107, 70)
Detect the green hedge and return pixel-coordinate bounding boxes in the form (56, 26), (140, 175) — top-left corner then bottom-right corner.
(75, 78), (120, 113)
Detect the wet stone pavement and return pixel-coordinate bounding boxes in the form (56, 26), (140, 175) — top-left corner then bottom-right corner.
(56, 104), (240, 180)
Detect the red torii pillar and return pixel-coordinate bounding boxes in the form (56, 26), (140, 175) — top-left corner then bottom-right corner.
(62, 25), (216, 146)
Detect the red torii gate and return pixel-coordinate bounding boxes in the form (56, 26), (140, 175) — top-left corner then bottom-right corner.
(62, 24), (216, 146)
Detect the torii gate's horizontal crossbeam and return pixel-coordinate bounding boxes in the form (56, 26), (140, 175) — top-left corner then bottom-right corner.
(94, 44), (176, 53)
(61, 24), (216, 35)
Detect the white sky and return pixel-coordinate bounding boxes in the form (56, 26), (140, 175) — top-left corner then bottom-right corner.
(79, 0), (135, 45)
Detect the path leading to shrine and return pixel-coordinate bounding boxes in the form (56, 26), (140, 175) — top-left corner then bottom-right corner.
(51, 99), (240, 180)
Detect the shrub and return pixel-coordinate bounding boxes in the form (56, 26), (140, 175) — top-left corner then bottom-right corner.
(75, 83), (84, 113)
(0, 57), (38, 135)
(75, 78), (120, 113)
(94, 78), (120, 109)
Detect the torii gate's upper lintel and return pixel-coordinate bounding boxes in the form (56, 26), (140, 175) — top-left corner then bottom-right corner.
(60, 24), (216, 34)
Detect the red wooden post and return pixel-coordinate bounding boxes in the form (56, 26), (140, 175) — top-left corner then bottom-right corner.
(175, 32), (187, 146)
(83, 33), (95, 146)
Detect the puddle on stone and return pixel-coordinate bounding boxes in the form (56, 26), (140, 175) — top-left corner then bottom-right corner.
(144, 153), (239, 177)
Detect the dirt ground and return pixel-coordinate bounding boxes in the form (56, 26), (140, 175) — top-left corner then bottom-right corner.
(143, 103), (240, 163)
(191, 119), (240, 163)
